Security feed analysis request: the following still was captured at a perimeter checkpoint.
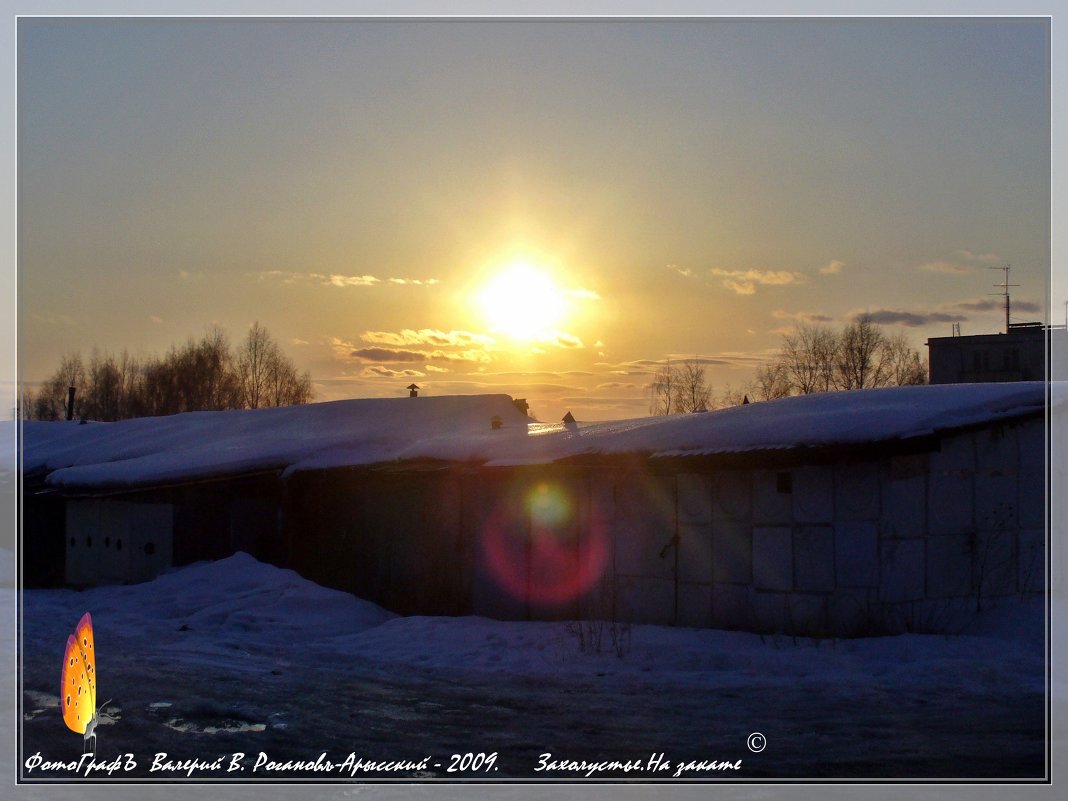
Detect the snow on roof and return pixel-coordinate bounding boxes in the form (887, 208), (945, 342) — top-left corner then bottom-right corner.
(26, 394), (530, 490)
(21, 382), (1047, 491)
(523, 380), (1048, 464)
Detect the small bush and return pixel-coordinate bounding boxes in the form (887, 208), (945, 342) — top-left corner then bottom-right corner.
(565, 619), (632, 659)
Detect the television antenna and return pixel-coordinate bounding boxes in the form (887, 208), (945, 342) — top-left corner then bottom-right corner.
(989, 265), (1018, 334)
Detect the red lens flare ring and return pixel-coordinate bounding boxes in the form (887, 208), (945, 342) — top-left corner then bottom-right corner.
(481, 482), (609, 606)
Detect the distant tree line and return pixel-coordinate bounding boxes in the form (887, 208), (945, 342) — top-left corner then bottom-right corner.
(649, 316), (927, 415)
(751, 315), (927, 401)
(25, 322), (313, 421)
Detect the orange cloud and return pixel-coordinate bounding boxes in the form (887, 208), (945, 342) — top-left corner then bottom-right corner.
(361, 329), (495, 347)
(710, 268), (805, 295)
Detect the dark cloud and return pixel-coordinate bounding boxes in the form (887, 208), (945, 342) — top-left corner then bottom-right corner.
(593, 353), (761, 375)
(664, 355), (733, 367)
(418, 380), (584, 395)
(361, 366), (424, 378)
(509, 383), (588, 395)
(308, 376), (369, 386)
(955, 298), (1041, 314)
(854, 310), (967, 327)
(478, 370), (595, 380)
(558, 395), (641, 405)
(955, 299), (1000, 312)
(347, 346), (492, 364)
(772, 310), (835, 323)
(350, 347), (424, 363)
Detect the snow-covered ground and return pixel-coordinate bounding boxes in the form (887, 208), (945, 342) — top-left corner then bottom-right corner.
(14, 552), (1047, 785)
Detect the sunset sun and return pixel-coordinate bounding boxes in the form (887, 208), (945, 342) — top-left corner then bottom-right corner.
(477, 262), (567, 341)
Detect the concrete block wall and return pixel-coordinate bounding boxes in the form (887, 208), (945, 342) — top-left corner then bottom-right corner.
(608, 473), (677, 625)
(586, 416), (1044, 637)
(753, 527), (792, 591)
(277, 414), (1044, 634)
(835, 522), (878, 588)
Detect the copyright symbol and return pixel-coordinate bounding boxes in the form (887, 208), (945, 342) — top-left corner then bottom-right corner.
(747, 732), (766, 753)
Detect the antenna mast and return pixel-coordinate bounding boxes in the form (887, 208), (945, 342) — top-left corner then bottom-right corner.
(989, 265), (1018, 334)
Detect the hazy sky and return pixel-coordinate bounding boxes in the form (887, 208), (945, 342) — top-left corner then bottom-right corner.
(19, 18), (1050, 421)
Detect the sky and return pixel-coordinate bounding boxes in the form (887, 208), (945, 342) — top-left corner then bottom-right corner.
(17, 18), (1051, 422)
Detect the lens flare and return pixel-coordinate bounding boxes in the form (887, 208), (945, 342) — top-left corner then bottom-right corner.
(528, 482), (571, 528)
(480, 482), (610, 607)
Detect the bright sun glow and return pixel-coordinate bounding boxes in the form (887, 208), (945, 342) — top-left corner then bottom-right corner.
(478, 262), (567, 341)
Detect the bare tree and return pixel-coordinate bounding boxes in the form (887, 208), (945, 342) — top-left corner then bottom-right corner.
(752, 315), (926, 401)
(84, 349), (124, 421)
(237, 321), (277, 410)
(32, 351), (85, 420)
(679, 358), (712, 412)
(649, 360), (680, 416)
(750, 360), (792, 401)
(57, 352), (85, 395)
(174, 327), (241, 411)
(116, 349), (143, 419)
(835, 315), (889, 390)
(31, 323), (312, 421)
(237, 322), (313, 409)
(650, 358), (711, 415)
(20, 386), (36, 420)
(140, 350), (180, 417)
(781, 323), (838, 394)
(263, 357), (313, 408)
(717, 383), (746, 408)
(882, 330), (928, 386)
(31, 381), (61, 421)
(138, 330), (243, 416)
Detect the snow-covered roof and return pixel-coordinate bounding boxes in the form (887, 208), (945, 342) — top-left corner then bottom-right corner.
(523, 381), (1048, 464)
(21, 382), (1047, 491)
(25, 394), (530, 490)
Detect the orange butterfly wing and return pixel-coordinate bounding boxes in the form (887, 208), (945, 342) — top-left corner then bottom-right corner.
(60, 613), (96, 735)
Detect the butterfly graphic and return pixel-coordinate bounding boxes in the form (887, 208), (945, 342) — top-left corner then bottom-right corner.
(60, 613), (108, 755)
